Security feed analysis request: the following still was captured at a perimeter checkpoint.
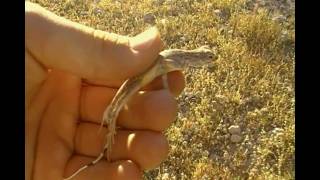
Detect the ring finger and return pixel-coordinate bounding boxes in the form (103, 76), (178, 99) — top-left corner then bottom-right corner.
(74, 122), (169, 170)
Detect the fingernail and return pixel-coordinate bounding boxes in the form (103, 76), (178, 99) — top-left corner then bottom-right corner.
(131, 27), (159, 50)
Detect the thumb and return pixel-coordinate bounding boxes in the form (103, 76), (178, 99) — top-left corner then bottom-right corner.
(25, 2), (163, 86)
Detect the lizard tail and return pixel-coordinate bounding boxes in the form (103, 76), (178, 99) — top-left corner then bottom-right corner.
(63, 152), (105, 180)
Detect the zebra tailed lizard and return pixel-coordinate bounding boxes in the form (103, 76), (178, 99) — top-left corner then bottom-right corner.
(64, 45), (217, 180)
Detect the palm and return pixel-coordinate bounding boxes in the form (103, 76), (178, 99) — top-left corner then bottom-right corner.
(28, 69), (84, 179)
(26, 65), (181, 180)
(28, 69), (148, 180)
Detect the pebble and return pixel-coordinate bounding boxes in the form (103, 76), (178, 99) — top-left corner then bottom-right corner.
(281, 30), (289, 40)
(182, 140), (187, 146)
(143, 13), (156, 24)
(272, 15), (286, 23)
(161, 173), (169, 179)
(230, 134), (242, 143)
(260, 107), (268, 113)
(228, 125), (241, 134)
(207, 3), (213, 9)
(215, 94), (228, 103)
(223, 151), (229, 159)
(93, 8), (103, 15)
(180, 36), (187, 42)
(160, 18), (168, 25)
(247, 111), (258, 119)
(80, 11), (88, 16)
(152, 0), (165, 6)
(209, 153), (218, 161)
(272, 127), (284, 134)
(214, 9), (222, 16)
(165, 0), (175, 4)
(224, 134), (230, 139)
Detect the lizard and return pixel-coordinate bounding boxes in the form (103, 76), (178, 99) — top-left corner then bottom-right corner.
(64, 45), (217, 180)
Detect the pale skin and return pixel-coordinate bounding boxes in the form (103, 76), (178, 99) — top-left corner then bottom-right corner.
(25, 2), (185, 180)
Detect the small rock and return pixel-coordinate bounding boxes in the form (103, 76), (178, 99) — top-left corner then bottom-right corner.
(228, 125), (241, 134)
(210, 109), (217, 116)
(80, 11), (88, 16)
(207, 65), (217, 73)
(165, 0), (176, 5)
(260, 107), (268, 113)
(160, 18), (168, 25)
(96, 24), (105, 30)
(221, 127), (228, 134)
(281, 30), (289, 40)
(152, 0), (165, 6)
(215, 94), (228, 103)
(223, 151), (229, 159)
(168, 8), (179, 16)
(287, 86), (293, 92)
(92, 7), (103, 15)
(272, 15), (286, 23)
(203, 150), (209, 157)
(272, 127), (284, 134)
(143, 13), (156, 24)
(209, 153), (217, 160)
(217, 135), (224, 141)
(182, 140), (187, 146)
(113, 11), (122, 18)
(257, 0), (266, 6)
(214, 9), (222, 15)
(230, 134), (242, 143)
(161, 173), (169, 179)
(180, 36), (186, 42)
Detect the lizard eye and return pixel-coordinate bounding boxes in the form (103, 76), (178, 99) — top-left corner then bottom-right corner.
(209, 55), (213, 59)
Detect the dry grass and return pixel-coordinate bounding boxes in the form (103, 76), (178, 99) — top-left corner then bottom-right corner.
(29, 0), (295, 179)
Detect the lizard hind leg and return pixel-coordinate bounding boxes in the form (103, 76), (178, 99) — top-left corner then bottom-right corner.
(105, 111), (118, 161)
(161, 74), (170, 91)
(99, 105), (114, 133)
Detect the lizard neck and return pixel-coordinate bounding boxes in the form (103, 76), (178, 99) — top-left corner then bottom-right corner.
(162, 58), (184, 72)
(138, 55), (184, 87)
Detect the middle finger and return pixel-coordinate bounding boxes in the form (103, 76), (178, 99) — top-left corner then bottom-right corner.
(74, 122), (169, 170)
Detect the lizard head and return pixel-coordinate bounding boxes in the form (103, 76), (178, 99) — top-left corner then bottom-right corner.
(184, 45), (217, 67)
(198, 45), (217, 59)
(160, 45), (218, 68)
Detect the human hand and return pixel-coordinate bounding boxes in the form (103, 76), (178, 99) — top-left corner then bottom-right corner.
(25, 2), (185, 180)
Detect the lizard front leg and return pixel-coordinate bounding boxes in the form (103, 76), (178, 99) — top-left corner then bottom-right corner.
(160, 58), (171, 92)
